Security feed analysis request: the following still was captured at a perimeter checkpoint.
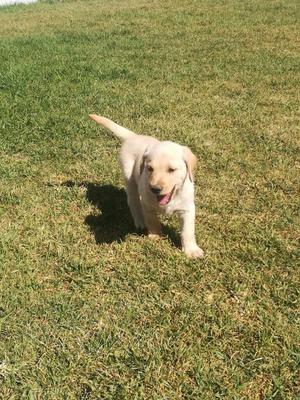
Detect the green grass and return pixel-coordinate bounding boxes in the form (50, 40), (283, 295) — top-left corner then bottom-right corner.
(0, 0), (299, 398)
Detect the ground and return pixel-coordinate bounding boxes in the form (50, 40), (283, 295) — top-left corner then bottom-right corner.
(0, 0), (299, 398)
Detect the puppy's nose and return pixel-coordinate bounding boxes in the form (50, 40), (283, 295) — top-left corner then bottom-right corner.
(150, 185), (161, 195)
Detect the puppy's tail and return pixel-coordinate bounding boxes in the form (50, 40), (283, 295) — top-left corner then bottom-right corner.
(89, 114), (136, 141)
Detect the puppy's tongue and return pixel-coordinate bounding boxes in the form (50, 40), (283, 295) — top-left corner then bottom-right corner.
(158, 192), (171, 205)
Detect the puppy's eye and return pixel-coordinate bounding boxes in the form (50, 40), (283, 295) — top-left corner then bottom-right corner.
(168, 167), (176, 173)
(147, 166), (153, 172)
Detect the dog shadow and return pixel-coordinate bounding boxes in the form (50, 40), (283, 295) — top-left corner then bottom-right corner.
(63, 181), (136, 244)
(62, 181), (181, 247)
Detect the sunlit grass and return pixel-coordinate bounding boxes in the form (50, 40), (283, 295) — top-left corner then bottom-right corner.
(0, 0), (299, 398)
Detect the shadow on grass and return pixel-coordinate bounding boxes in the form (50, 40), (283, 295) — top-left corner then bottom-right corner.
(63, 181), (136, 244)
(61, 181), (181, 247)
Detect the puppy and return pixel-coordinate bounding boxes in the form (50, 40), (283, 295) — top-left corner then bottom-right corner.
(89, 114), (204, 258)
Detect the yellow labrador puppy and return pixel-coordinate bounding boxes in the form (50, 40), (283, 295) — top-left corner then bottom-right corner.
(89, 114), (204, 258)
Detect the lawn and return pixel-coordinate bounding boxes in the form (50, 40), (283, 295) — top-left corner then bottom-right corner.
(0, 0), (299, 398)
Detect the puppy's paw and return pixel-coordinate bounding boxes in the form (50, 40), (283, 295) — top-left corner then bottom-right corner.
(148, 233), (162, 240)
(183, 245), (204, 259)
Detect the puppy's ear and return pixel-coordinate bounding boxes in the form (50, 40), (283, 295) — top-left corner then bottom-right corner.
(140, 147), (149, 175)
(140, 155), (146, 175)
(183, 146), (197, 182)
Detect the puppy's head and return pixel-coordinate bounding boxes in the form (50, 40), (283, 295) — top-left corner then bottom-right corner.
(141, 141), (197, 206)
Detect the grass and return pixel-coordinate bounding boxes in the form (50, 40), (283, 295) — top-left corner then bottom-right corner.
(0, 0), (299, 398)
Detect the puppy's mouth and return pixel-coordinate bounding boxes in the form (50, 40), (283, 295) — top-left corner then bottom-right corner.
(156, 186), (175, 206)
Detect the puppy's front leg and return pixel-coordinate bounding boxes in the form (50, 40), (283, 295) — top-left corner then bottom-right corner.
(125, 181), (145, 230)
(142, 205), (162, 239)
(179, 206), (204, 258)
